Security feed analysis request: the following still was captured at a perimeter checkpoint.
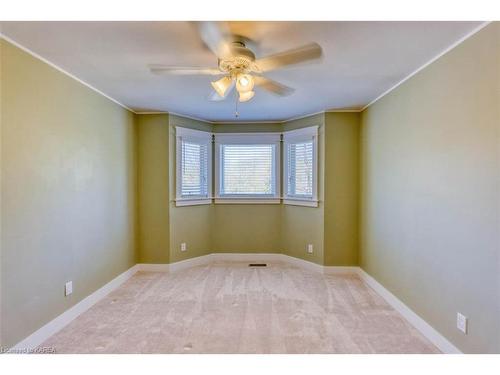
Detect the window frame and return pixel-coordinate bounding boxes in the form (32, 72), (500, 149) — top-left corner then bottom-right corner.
(175, 126), (213, 207)
(214, 133), (281, 204)
(283, 125), (319, 207)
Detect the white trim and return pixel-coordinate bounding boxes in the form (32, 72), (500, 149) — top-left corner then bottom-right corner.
(213, 120), (284, 124)
(135, 112), (168, 115)
(9, 264), (139, 352)
(170, 112), (214, 124)
(168, 254), (214, 273)
(283, 111), (325, 123)
(139, 253), (344, 275)
(324, 266), (360, 275)
(356, 268), (462, 354)
(361, 21), (491, 111)
(175, 198), (212, 207)
(214, 198), (281, 205)
(0, 33), (136, 114)
(211, 253), (283, 263)
(214, 132), (281, 143)
(280, 254), (325, 273)
(136, 263), (170, 272)
(325, 109), (363, 113)
(283, 199), (318, 207)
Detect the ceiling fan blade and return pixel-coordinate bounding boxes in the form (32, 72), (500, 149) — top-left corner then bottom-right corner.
(150, 65), (222, 75)
(254, 42), (323, 73)
(197, 21), (233, 59)
(254, 76), (295, 96)
(208, 80), (235, 101)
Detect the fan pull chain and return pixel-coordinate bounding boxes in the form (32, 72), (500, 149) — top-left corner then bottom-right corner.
(235, 95), (239, 118)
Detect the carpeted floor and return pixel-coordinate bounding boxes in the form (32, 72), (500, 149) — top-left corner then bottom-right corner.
(42, 261), (439, 353)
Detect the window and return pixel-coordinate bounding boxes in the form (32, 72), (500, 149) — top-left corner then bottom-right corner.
(175, 127), (212, 206)
(283, 126), (318, 207)
(215, 133), (280, 203)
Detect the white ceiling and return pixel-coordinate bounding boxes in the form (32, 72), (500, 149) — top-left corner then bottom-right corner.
(0, 21), (483, 122)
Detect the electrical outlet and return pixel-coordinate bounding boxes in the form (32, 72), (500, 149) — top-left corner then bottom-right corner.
(307, 244), (313, 254)
(65, 281), (73, 296)
(181, 243), (187, 252)
(457, 312), (468, 334)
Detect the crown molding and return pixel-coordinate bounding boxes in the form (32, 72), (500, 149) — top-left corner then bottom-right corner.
(134, 111), (168, 115)
(169, 111), (214, 124)
(360, 21), (491, 111)
(282, 110), (325, 123)
(213, 120), (284, 124)
(0, 33), (137, 114)
(325, 109), (363, 113)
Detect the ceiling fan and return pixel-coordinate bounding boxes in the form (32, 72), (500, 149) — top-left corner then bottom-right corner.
(149, 22), (323, 103)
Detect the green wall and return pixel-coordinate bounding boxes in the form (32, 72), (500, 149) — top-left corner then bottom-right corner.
(1, 39), (137, 347)
(136, 114), (170, 263)
(212, 204), (282, 253)
(324, 112), (360, 266)
(360, 23), (499, 353)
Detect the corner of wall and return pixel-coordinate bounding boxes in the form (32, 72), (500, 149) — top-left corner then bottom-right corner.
(323, 112), (361, 266)
(136, 113), (170, 264)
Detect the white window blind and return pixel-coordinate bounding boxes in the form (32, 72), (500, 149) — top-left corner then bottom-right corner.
(176, 127), (212, 206)
(215, 133), (280, 202)
(181, 141), (208, 196)
(286, 141), (313, 197)
(283, 126), (318, 206)
(220, 144), (276, 195)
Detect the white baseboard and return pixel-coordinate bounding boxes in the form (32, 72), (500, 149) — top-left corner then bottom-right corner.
(211, 252), (283, 263)
(139, 253), (357, 275)
(136, 263), (170, 272)
(324, 266), (360, 275)
(356, 268), (462, 354)
(10, 253), (461, 355)
(280, 254), (324, 273)
(169, 254), (213, 272)
(9, 264), (139, 352)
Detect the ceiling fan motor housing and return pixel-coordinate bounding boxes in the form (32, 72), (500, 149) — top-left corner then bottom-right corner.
(219, 41), (259, 75)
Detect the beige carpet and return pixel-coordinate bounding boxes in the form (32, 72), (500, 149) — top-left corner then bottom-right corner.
(42, 261), (439, 353)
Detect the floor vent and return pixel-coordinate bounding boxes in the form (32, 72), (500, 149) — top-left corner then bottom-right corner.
(248, 263), (267, 267)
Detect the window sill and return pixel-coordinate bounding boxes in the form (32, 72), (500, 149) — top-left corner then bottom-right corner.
(175, 198), (212, 207)
(283, 199), (319, 207)
(215, 198), (281, 205)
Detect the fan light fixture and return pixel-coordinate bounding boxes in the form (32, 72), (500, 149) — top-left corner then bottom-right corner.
(211, 76), (233, 98)
(236, 74), (254, 93)
(211, 73), (256, 103)
(238, 90), (255, 102)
